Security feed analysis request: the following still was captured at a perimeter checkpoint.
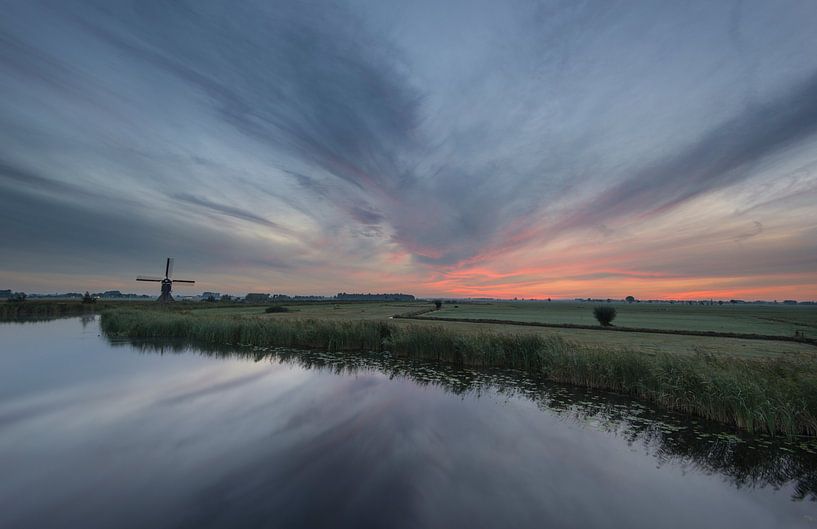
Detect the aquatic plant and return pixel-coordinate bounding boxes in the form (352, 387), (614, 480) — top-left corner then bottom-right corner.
(100, 308), (817, 436)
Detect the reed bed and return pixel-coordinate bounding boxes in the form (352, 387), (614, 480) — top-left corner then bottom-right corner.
(0, 301), (99, 320)
(101, 308), (817, 437)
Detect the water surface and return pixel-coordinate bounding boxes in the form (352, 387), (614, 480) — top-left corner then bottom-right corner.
(1, 317), (815, 529)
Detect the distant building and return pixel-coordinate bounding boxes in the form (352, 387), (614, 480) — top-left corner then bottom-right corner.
(245, 293), (270, 303)
(782, 300), (798, 305)
(202, 292), (221, 301)
(102, 290), (123, 298)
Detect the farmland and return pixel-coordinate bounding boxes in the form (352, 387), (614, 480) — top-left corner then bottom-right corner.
(429, 301), (817, 339)
(193, 300), (817, 358)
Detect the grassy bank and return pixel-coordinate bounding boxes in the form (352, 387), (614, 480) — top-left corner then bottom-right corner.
(101, 308), (817, 436)
(0, 301), (101, 320)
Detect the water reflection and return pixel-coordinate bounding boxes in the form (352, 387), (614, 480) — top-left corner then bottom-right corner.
(115, 339), (817, 503)
(3, 318), (816, 529)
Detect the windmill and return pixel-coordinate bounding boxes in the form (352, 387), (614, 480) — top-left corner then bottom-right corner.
(136, 258), (195, 302)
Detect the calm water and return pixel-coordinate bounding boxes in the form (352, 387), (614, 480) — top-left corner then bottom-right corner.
(1, 317), (815, 529)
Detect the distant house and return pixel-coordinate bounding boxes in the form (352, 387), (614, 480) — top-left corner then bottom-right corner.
(245, 293), (270, 303)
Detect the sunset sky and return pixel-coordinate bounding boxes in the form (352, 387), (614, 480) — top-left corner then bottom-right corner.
(1, 0), (816, 299)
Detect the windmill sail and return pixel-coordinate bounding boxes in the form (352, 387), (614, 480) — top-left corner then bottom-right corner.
(137, 257), (194, 302)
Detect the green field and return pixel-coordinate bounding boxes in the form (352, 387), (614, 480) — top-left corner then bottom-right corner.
(191, 301), (421, 320)
(5, 299), (815, 358)
(184, 300), (817, 358)
(430, 301), (817, 339)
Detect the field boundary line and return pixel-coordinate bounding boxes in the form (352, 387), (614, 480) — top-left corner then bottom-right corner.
(393, 314), (817, 346)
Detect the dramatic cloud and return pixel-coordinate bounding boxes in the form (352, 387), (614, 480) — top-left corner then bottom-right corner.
(1, 0), (816, 298)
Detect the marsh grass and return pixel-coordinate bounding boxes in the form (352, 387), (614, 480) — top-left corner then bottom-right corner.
(101, 308), (817, 436)
(0, 300), (100, 320)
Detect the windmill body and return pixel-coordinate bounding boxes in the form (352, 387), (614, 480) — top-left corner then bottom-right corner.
(136, 258), (195, 302)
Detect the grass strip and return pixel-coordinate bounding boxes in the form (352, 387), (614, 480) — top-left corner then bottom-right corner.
(0, 301), (101, 320)
(396, 314), (817, 346)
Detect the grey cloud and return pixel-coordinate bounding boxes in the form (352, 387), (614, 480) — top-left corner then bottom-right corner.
(69, 0), (421, 191)
(348, 205), (385, 226)
(0, 158), (147, 211)
(284, 170), (329, 197)
(172, 193), (284, 231)
(637, 232), (817, 278)
(0, 160), (98, 200)
(556, 71), (817, 233)
(733, 221), (763, 242)
(0, 184), (298, 277)
(1, 0), (816, 293)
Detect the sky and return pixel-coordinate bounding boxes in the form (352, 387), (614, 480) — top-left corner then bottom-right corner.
(1, 0), (816, 300)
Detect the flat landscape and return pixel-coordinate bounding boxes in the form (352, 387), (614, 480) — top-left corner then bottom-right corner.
(188, 300), (817, 358)
(429, 301), (817, 338)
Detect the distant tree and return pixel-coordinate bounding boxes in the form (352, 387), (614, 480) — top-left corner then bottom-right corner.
(625, 295), (635, 303)
(433, 300), (442, 309)
(593, 306), (616, 326)
(82, 291), (96, 304)
(220, 294), (233, 302)
(8, 292), (26, 303)
(205, 295), (217, 303)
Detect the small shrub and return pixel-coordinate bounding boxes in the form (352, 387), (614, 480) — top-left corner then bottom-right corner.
(265, 305), (290, 313)
(593, 305), (616, 326)
(433, 300), (442, 309)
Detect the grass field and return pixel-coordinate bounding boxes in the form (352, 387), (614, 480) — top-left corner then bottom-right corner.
(6, 299), (814, 357)
(430, 301), (817, 339)
(191, 301), (421, 320)
(194, 301), (815, 358)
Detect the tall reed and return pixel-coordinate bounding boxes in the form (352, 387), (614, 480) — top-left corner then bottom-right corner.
(101, 309), (817, 436)
(0, 301), (99, 320)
